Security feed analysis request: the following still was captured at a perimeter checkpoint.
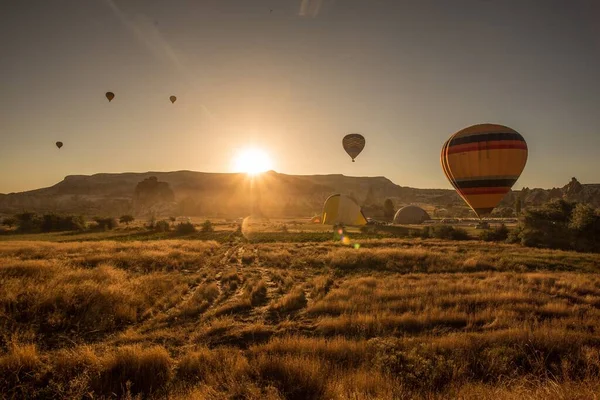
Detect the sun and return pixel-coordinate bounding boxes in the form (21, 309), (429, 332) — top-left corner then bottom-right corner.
(232, 148), (273, 175)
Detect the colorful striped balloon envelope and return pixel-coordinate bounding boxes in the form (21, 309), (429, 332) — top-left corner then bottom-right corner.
(441, 124), (528, 218)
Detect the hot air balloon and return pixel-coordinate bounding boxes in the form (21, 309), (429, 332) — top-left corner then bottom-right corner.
(56, 141), (63, 149)
(322, 194), (367, 226)
(169, 95), (177, 104)
(105, 92), (115, 102)
(342, 133), (365, 162)
(441, 123), (528, 218)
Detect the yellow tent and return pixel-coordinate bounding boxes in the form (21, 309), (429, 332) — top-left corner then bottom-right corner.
(321, 194), (367, 226)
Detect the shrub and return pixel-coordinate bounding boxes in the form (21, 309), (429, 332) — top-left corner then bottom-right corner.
(569, 203), (600, 252)
(1, 217), (17, 228)
(154, 220), (171, 232)
(383, 199), (395, 220)
(119, 215), (135, 226)
(479, 224), (509, 242)
(201, 220), (214, 233)
(507, 225), (523, 244)
(15, 212), (41, 233)
(176, 222), (196, 235)
(41, 214), (86, 232)
(431, 225), (470, 240)
(93, 217), (118, 231)
(512, 199), (600, 252)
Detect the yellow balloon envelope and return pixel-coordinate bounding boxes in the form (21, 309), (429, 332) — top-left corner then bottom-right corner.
(441, 124), (528, 218)
(322, 194), (367, 226)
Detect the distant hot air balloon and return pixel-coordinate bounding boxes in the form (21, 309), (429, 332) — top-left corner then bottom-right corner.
(342, 133), (365, 162)
(56, 141), (63, 149)
(169, 95), (177, 104)
(105, 92), (115, 102)
(441, 123), (528, 218)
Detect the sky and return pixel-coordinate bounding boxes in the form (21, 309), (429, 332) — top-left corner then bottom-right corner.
(1, 0), (600, 193)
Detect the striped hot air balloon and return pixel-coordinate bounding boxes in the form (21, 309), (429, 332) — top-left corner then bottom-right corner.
(441, 124), (528, 218)
(342, 133), (365, 162)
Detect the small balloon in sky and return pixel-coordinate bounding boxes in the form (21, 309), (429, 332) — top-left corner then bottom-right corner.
(170, 95), (177, 104)
(55, 141), (63, 149)
(105, 92), (115, 102)
(342, 133), (366, 162)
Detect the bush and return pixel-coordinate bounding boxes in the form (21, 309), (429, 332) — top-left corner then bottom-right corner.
(512, 199), (600, 252)
(201, 220), (214, 233)
(431, 225), (470, 240)
(41, 214), (86, 232)
(479, 224), (509, 242)
(154, 220), (171, 232)
(15, 212), (41, 233)
(119, 215), (135, 226)
(93, 217), (118, 231)
(507, 225), (523, 244)
(176, 222), (196, 235)
(1, 217), (17, 228)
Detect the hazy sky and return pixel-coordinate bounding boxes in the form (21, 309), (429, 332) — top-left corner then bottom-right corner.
(2, 0), (600, 193)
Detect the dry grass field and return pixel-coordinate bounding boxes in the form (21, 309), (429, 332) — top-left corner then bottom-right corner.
(2, 237), (600, 399)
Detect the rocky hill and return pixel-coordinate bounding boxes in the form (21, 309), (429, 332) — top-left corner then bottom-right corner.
(0, 172), (597, 218)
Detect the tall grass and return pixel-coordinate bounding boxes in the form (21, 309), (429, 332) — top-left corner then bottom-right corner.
(1, 239), (600, 398)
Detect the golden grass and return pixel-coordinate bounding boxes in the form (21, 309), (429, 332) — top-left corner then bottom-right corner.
(1, 239), (600, 398)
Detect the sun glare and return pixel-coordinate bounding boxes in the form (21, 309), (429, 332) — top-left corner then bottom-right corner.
(233, 148), (273, 175)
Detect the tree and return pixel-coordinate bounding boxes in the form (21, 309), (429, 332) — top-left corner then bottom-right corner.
(2, 217), (17, 228)
(569, 204), (600, 252)
(480, 224), (509, 242)
(519, 199), (575, 250)
(201, 220), (214, 233)
(515, 197), (522, 217)
(119, 215), (135, 226)
(363, 185), (376, 206)
(93, 217), (118, 231)
(176, 221), (196, 235)
(493, 207), (514, 218)
(154, 220), (170, 232)
(15, 212), (41, 233)
(383, 199), (395, 220)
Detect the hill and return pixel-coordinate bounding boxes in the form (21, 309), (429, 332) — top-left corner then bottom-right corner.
(0, 172), (598, 218)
